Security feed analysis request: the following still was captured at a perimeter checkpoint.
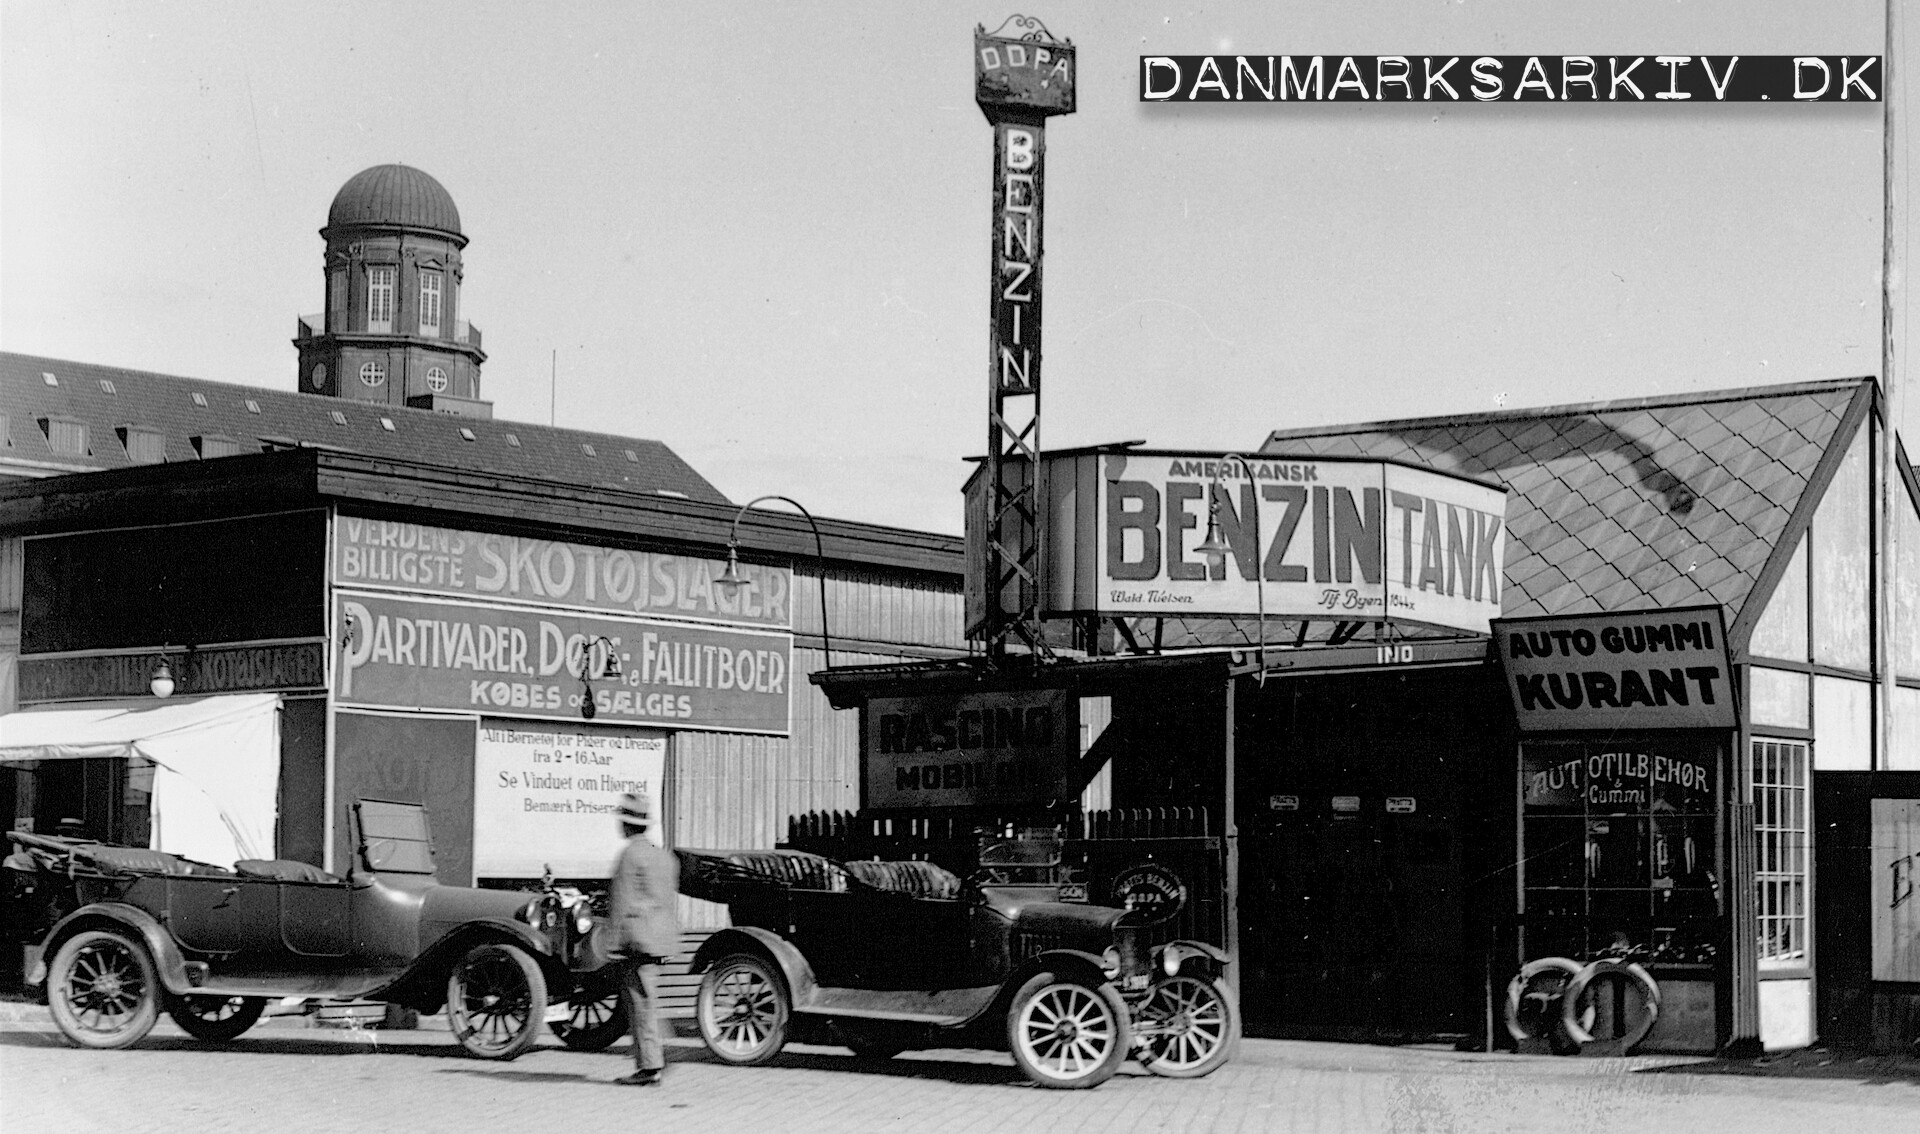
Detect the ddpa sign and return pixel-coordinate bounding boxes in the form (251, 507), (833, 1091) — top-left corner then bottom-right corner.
(865, 688), (1078, 809)
(1494, 606), (1735, 731)
(1034, 451), (1508, 634)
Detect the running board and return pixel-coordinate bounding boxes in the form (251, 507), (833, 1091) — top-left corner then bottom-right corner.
(796, 985), (998, 1026)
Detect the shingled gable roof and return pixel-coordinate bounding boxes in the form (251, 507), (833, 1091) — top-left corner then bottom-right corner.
(0, 351), (729, 504)
(1258, 377), (1877, 641)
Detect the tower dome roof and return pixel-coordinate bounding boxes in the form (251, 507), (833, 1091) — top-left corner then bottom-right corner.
(327, 164), (462, 235)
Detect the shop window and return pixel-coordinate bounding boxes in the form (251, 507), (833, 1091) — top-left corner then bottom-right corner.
(367, 265), (395, 331)
(1520, 737), (1722, 969)
(1752, 738), (1809, 971)
(419, 271), (443, 335)
(1749, 536), (1808, 662)
(1893, 686), (1920, 772)
(1810, 426), (1871, 672)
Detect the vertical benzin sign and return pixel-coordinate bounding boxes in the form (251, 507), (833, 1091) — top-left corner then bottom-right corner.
(973, 16), (1075, 655)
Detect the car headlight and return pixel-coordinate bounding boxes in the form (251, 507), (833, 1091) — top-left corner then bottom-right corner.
(1161, 944), (1185, 978)
(521, 899), (542, 926)
(1101, 947), (1120, 976)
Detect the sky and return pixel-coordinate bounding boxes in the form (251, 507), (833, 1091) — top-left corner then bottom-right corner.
(2, 2), (1909, 535)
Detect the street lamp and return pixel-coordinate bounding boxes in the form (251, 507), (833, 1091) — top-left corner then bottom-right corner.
(714, 495), (834, 669)
(578, 634), (622, 721)
(1194, 454), (1268, 683)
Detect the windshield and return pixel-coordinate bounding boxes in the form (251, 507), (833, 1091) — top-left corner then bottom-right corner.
(977, 829), (1062, 880)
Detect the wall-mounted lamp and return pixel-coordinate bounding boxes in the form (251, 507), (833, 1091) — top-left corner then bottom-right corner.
(578, 634), (622, 721)
(149, 659), (176, 699)
(714, 494), (834, 669)
(1195, 454), (1268, 684)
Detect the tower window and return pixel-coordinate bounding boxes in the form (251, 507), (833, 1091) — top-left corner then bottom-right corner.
(328, 269), (347, 326)
(310, 364), (328, 392)
(426, 366), (449, 394)
(419, 271), (443, 335)
(360, 362), (387, 388)
(367, 265), (395, 331)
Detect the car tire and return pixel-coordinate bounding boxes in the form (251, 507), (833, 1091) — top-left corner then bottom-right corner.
(1007, 972), (1130, 1089)
(47, 929), (161, 1050)
(167, 994), (267, 1043)
(551, 973), (628, 1053)
(446, 942), (548, 1060)
(697, 952), (789, 1066)
(1134, 975), (1237, 1078)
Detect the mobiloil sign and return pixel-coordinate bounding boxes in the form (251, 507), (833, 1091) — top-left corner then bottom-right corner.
(1029, 450), (1509, 635)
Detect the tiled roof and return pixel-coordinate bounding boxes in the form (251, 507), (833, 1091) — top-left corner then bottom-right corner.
(0, 352), (730, 504)
(1258, 379), (1872, 626)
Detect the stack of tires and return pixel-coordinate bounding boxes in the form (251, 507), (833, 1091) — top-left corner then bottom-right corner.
(1503, 956), (1660, 1056)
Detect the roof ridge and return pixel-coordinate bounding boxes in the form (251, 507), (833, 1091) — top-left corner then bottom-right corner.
(1264, 376), (1874, 441)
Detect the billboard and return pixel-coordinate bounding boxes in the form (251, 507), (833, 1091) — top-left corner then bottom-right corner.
(335, 592), (791, 735)
(472, 722), (665, 878)
(1032, 450), (1508, 635)
(1494, 607), (1736, 731)
(1872, 798), (1920, 982)
(332, 515), (792, 630)
(865, 688), (1078, 809)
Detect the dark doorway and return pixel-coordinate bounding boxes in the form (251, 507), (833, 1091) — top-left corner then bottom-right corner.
(1235, 664), (1510, 1043)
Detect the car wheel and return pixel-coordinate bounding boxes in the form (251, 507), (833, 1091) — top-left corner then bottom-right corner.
(446, 942), (548, 1060)
(697, 952), (789, 1066)
(167, 994), (267, 1043)
(47, 929), (161, 1050)
(551, 973), (628, 1053)
(1134, 976), (1237, 1078)
(1007, 972), (1130, 1089)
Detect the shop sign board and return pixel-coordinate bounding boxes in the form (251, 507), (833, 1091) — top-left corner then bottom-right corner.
(332, 516), (792, 630)
(1522, 744), (1718, 813)
(1495, 606), (1735, 731)
(472, 722), (666, 878)
(1871, 798), (1920, 982)
(18, 642), (326, 704)
(865, 688), (1077, 809)
(335, 592), (791, 736)
(1034, 451), (1508, 635)
(975, 25), (1076, 115)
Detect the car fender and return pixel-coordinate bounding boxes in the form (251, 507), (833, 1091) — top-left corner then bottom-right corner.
(29, 903), (195, 996)
(689, 926), (818, 1008)
(979, 947), (1118, 1025)
(369, 916), (561, 1012)
(1154, 939), (1229, 979)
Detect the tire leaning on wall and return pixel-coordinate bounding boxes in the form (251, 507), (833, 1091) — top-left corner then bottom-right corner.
(1503, 957), (1588, 1053)
(1558, 958), (1659, 1056)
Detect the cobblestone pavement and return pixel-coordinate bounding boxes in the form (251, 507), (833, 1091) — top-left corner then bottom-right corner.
(2, 1004), (1915, 1134)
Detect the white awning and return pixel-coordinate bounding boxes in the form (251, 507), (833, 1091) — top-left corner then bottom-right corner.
(0, 693), (281, 867)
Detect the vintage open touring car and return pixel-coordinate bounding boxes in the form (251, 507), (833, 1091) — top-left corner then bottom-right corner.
(679, 832), (1237, 1088)
(2, 799), (623, 1058)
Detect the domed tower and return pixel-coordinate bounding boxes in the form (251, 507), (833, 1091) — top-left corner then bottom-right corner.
(294, 164), (490, 418)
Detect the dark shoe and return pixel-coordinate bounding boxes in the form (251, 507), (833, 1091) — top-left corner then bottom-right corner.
(613, 1071), (663, 1087)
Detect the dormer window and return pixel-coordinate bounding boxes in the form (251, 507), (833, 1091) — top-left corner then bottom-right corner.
(331, 410), (349, 426)
(367, 265), (395, 331)
(191, 392), (208, 407)
(581, 443), (598, 458)
(117, 425), (167, 465)
(505, 433), (521, 448)
(419, 271), (443, 335)
(39, 416), (88, 457)
(99, 379), (117, 395)
(192, 434), (243, 459)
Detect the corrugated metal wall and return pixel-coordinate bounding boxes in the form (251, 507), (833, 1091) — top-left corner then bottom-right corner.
(790, 567), (966, 650)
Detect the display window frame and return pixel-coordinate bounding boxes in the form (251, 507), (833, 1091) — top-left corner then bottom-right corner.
(1515, 732), (1728, 977)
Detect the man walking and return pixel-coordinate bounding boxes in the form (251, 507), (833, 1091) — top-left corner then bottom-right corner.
(608, 790), (681, 1086)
